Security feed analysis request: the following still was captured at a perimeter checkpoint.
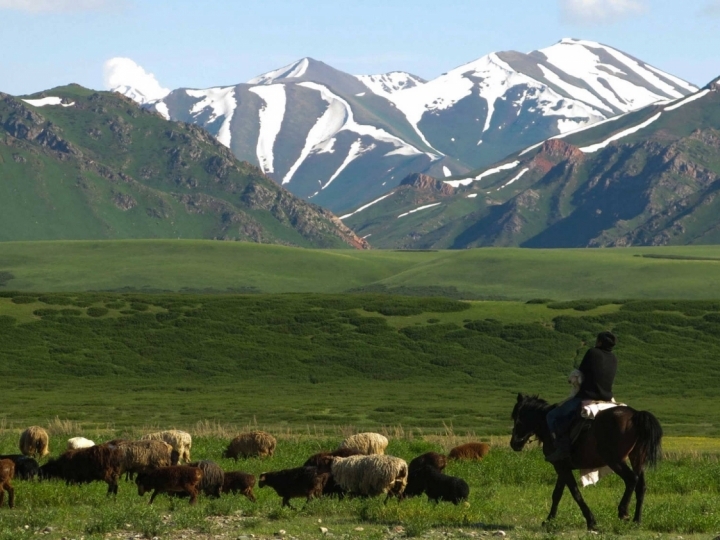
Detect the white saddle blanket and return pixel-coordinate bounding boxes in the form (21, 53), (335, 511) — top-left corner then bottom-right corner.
(578, 400), (625, 487)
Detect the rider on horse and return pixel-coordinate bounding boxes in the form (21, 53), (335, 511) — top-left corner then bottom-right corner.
(545, 331), (618, 463)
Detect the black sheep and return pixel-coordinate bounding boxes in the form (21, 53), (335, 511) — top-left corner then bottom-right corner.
(0, 454), (40, 480)
(406, 466), (469, 505)
(258, 466), (328, 508)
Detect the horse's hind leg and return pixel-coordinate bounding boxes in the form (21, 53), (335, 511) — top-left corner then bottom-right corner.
(632, 470), (646, 523)
(560, 469), (597, 531)
(606, 460), (637, 520)
(544, 475), (565, 524)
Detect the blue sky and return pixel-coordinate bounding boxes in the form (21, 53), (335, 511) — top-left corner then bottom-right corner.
(2, 0), (719, 96)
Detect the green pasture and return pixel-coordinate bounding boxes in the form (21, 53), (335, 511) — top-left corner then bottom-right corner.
(2, 240), (720, 299)
(0, 433), (719, 540)
(1, 292), (720, 436)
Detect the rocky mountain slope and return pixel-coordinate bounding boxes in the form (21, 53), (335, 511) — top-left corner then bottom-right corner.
(115, 39), (695, 213)
(343, 79), (720, 248)
(0, 85), (367, 248)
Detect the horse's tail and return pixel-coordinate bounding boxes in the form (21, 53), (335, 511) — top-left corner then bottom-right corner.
(633, 410), (663, 469)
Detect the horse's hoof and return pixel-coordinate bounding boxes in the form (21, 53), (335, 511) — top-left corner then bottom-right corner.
(619, 514), (630, 521)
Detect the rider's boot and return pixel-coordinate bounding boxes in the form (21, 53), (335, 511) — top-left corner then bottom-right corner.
(545, 432), (571, 463)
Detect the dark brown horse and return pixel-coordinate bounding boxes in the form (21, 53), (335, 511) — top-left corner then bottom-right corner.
(510, 393), (663, 530)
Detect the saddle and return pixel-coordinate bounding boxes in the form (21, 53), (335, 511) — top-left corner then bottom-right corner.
(569, 400), (625, 444)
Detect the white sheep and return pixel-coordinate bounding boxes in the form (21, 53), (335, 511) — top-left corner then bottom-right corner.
(140, 430), (192, 462)
(338, 432), (388, 455)
(19, 426), (50, 457)
(66, 437), (95, 450)
(331, 455), (408, 499)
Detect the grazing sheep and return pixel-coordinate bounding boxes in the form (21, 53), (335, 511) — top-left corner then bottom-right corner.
(222, 471), (256, 502)
(258, 466), (329, 508)
(448, 442), (490, 461)
(19, 426), (49, 458)
(407, 466), (469, 505)
(338, 433), (388, 455)
(106, 440), (177, 480)
(39, 445), (122, 495)
(223, 431), (276, 460)
(0, 455), (39, 481)
(406, 452), (448, 498)
(67, 437), (95, 450)
(331, 455), (408, 500)
(140, 430), (192, 462)
(136, 465), (203, 505)
(0, 459), (15, 508)
(303, 447), (362, 469)
(187, 460), (224, 498)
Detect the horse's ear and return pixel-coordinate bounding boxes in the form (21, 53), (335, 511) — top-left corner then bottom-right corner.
(517, 393), (523, 403)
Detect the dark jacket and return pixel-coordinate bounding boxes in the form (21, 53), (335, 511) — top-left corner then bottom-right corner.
(577, 347), (617, 401)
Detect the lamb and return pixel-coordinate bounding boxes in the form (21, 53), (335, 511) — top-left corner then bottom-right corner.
(337, 433), (388, 455)
(258, 466), (329, 508)
(106, 439), (178, 480)
(448, 442), (490, 461)
(140, 430), (192, 462)
(405, 452), (448, 498)
(406, 466), (469, 505)
(223, 431), (276, 460)
(0, 459), (15, 508)
(19, 426), (50, 458)
(136, 465), (203, 505)
(39, 445), (122, 495)
(330, 455), (408, 500)
(222, 471), (256, 502)
(67, 437), (95, 450)
(187, 460), (224, 498)
(0, 454), (39, 480)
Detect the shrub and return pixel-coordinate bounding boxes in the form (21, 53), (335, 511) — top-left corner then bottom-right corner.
(11, 296), (36, 304)
(87, 307), (109, 318)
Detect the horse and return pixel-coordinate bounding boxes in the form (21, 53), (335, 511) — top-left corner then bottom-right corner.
(510, 393), (663, 530)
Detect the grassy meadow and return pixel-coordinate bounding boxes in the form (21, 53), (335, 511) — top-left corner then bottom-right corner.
(1, 240), (720, 299)
(0, 430), (719, 540)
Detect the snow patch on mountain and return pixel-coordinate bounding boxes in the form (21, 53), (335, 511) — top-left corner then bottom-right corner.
(498, 167), (529, 190)
(248, 58), (310, 85)
(22, 97), (74, 107)
(152, 102), (170, 120)
(664, 89), (711, 111)
(357, 72), (425, 99)
(249, 84), (287, 174)
(398, 202), (442, 218)
(580, 112), (662, 153)
(445, 160), (521, 188)
(186, 87), (237, 147)
(339, 192), (395, 220)
(281, 81), (426, 185)
(323, 139), (375, 190)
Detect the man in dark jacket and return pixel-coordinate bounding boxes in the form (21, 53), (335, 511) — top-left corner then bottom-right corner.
(545, 331), (618, 463)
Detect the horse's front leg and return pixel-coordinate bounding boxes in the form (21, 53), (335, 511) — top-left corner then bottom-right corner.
(543, 474), (565, 524)
(560, 468), (597, 531)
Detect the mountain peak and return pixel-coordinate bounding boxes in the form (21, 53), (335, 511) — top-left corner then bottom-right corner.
(247, 58), (314, 85)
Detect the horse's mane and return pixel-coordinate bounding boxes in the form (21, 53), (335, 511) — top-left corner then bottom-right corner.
(521, 394), (551, 409)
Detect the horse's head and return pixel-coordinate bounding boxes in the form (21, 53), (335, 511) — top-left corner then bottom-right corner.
(510, 393), (550, 451)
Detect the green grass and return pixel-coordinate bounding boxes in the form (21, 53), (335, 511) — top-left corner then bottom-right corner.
(1, 292), (720, 436)
(0, 433), (719, 539)
(3, 241), (720, 300)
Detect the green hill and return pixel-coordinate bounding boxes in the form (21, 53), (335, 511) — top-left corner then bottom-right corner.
(1, 240), (720, 300)
(0, 86), (364, 248)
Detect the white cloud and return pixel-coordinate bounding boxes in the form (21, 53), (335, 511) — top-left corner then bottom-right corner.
(103, 58), (169, 104)
(0, 0), (125, 12)
(560, 0), (649, 24)
(700, 0), (720, 16)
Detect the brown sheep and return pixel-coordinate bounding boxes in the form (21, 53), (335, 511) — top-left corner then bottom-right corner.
(19, 426), (49, 458)
(448, 442), (490, 461)
(223, 431), (276, 460)
(303, 447), (362, 469)
(258, 466), (328, 508)
(105, 440), (178, 480)
(222, 471), (256, 502)
(136, 466), (203, 505)
(39, 445), (122, 495)
(187, 460), (224, 498)
(0, 459), (15, 508)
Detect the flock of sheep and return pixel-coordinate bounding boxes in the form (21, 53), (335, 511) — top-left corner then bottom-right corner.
(0, 427), (490, 510)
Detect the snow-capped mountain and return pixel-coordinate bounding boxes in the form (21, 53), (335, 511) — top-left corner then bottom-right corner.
(114, 39), (696, 213)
